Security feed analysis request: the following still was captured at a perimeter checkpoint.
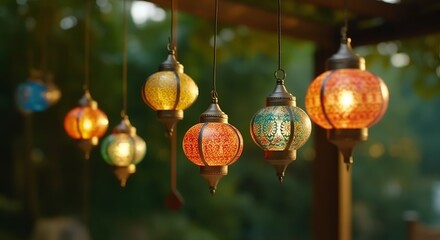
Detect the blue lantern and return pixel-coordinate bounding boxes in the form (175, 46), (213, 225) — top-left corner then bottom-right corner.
(15, 71), (49, 113)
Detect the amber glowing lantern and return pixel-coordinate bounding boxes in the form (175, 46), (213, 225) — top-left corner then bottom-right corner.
(101, 116), (146, 187)
(305, 37), (389, 168)
(142, 48), (198, 135)
(183, 100), (243, 195)
(64, 91), (109, 159)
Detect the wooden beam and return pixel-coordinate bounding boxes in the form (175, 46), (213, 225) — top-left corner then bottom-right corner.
(146, 0), (336, 49)
(350, 9), (440, 46)
(312, 47), (353, 240)
(297, 0), (409, 22)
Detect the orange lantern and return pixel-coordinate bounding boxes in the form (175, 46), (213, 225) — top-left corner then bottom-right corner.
(305, 38), (389, 168)
(182, 101), (243, 195)
(64, 91), (109, 159)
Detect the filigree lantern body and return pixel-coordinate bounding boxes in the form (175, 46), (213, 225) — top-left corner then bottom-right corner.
(142, 49), (198, 135)
(64, 91), (109, 159)
(16, 70), (49, 113)
(250, 81), (312, 182)
(183, 101), (243, 195)
(305, 38), (389, 168)
(101, 116), (146, 187)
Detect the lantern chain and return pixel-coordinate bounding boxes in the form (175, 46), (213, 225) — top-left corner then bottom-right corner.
(274, 0), (286, 83)
(83, 0), (91, 91)
(211, 0), (219, 103)
(342, 0), (349, 43)
(121, 0), (128, 118)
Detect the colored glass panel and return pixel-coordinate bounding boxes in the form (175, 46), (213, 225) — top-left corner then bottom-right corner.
(305, 69), (389, 129)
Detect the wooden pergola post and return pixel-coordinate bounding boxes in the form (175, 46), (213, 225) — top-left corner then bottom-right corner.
(312, 47), (352, 240)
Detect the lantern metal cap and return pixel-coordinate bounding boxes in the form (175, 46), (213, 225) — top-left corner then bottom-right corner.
(200, 166), (228, 196)
(264, 150), (297, 183)
(78, 90), (98, 109)
(200, 101), (228, 123)
(327, 128), (368, 170)
(159, 49), (184, 73)
(266, 81), (296, 107)
(29, 69), (43, 81)
(113, 116), (136, 135)
(326, 38), (365, 71)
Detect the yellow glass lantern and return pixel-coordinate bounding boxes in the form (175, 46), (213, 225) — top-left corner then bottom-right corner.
(305, 38), (389, 168)
(142, 49), (198, 135)
(64, 91), (109, 159)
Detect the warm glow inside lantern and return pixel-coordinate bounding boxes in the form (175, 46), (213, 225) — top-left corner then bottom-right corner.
(305, 38), (389, 168)
(64, 91), (109, 159)
(250, 79), (312, 182)
(101, 116), (146, 187)
(142, 49), (198, 135)
(183, 102), (243, 195)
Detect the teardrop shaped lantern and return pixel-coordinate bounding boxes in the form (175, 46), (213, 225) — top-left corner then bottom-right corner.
(182, 0), (243, 195)
(305, 34), (389, 169)
(15, 70), (50, 113)
(64, 91), (109, 159)
(250, 0), (311, 182)
(101, 116), (146, 187)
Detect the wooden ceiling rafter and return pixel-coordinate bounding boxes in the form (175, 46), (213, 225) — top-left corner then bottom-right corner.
(146, 0), (337, 49)
(145, 0), (440, 49)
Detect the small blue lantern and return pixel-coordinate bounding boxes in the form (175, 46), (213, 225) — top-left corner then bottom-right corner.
(15, 70), (49, 113)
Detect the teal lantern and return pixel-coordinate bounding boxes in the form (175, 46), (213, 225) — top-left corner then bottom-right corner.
(250, 71), (312, 182)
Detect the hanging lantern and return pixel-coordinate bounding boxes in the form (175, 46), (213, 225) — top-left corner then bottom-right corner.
(142, 48), (198, 135)
(183, 101), (243, 195)
(305, 37), (389, 168)
(44, 73), (62, 106)
(250, 0), (311, 182)
(15, 70), (49, 113)
(64, 91), (109, 159)
(101, 116), (146, 187)
(250, 74), (312, 182)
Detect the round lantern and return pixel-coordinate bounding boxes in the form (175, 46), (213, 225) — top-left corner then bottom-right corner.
(250, 81), (312, 182)
(305, 38), (389, 168)
(142, 48), (198, 135)
(45, 73), (62, 106)
(64, 91), (109, 159)
(183, 101), (243, 195)
(101, 116), (146, 187)
(249, 0), (312, 182)
(15, 70), (49, 113)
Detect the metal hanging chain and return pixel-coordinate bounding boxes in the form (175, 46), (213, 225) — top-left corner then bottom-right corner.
(83, 0), (91, 91)
(211, 0), (219, 102)
(342, 0), (349, 42)
(274, 0), (286, 82)
(40, 0), (48, 77)
(121, 0), (128, 117)
(169, 0), (178, 52)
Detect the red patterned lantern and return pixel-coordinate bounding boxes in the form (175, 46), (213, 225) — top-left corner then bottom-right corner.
(305, 38), (389, 168)
(182, 102), (243, 195)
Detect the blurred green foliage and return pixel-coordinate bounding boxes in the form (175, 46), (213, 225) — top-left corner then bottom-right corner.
(1, 0), (440, 240)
